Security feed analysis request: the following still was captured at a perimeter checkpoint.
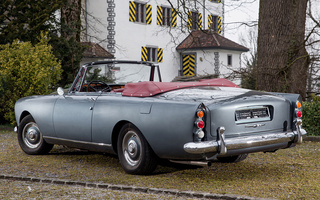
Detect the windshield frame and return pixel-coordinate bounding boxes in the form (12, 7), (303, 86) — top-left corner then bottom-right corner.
(68, 60), (162, 93)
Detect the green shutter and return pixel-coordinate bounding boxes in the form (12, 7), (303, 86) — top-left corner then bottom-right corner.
(157, 48), (163, 63)
(146, 4), (152, 24)
(129, 1), (136, 22)
(157, 6), (163, 25)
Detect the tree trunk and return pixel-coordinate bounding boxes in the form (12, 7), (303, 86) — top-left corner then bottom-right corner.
(61, 0), (81, 41)
(256, 0), (309, 99)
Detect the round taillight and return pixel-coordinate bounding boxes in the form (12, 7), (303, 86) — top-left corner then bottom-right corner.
(197, 130), (205, 139)
(296, 110), (302, 118)
(296, 101), (302, 109)
(197, 110), (204, 118)
(197, 120), (205, 129)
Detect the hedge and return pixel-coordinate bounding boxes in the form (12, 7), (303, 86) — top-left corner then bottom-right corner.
(302, 95), (320, 136)
(0, 32), (61, 124)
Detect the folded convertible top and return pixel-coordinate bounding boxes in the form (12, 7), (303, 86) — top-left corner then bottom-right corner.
(121, 78), (239, 97)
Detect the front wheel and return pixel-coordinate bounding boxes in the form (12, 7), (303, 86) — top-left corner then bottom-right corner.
(217, 154), (248, 163)
(117, 123), (158, 175)
(17, 115), (53, 155)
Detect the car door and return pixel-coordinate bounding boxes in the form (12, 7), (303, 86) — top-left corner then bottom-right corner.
(52, 92), (98, 142)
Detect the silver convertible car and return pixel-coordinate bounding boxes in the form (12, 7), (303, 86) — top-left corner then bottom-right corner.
(15, 61), (306, 174)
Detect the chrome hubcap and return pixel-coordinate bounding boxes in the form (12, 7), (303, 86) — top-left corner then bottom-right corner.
(123, 131), (141, 166)
(22, 122), (42, 149)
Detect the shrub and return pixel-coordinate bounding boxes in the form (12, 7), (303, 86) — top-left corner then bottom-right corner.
(0, 33), (62, 124)
(302, 95), (320, 136)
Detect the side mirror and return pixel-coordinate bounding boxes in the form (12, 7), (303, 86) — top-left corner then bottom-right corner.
(57, 87), (65, 96)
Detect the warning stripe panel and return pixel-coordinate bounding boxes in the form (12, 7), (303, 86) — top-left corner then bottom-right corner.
(171, 8), (177, 27)
(187, 11), (192, 30)
(198, 13), (202, 30)
(208, 15), (212, 29)
(182, 54), (195, 77)
(129, 1), (136, 22)
(157, 48), (163, 63)
(157, 6), (163, 25)
(146, 4), (152, 24)
(141, 46), (148, 61)
(218, 16), (222, 34)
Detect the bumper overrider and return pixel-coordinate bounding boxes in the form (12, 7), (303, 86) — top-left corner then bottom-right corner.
(184, 119), (307, 155)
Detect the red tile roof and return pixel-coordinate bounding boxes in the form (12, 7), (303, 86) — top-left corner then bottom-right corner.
(176, 30), (249, 52)
(82, 42), (114, 58)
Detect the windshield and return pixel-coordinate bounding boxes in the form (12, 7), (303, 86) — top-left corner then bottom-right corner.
(70, 62), (161, 93)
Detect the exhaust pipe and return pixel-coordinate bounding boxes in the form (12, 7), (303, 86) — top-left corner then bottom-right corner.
(170, 160), (212, 167)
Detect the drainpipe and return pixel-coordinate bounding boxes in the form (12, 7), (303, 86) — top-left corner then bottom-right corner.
(203, 0), (205, 28)
(85, 0), (88, 41)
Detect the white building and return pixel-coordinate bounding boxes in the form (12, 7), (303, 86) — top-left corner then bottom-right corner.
(81, 0), (248, 82)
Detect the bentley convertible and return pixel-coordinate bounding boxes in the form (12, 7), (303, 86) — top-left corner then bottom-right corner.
(15, 60), (306, 174)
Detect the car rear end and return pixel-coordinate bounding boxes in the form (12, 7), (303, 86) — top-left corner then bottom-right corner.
(184, 87), (306, 158)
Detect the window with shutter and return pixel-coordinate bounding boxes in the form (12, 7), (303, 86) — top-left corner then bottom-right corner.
(188, 11), (202, 30)
(141, 47), (163, 63)
(129, 2), (152, 24)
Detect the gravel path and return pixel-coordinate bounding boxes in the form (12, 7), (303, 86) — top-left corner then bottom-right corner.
(1, 175), (265, 200)
(0, 179), (196, 200)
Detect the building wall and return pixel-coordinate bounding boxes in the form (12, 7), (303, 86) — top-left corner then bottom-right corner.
(83, 0), (243, 82)
(178, 49), (242, 82)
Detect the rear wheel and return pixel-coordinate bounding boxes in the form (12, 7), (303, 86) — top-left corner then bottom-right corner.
(17, 115), (53, 155)
(117, 123), (158, 175)
(217, 154), (248, 163)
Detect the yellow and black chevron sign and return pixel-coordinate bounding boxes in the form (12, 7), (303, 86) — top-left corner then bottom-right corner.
(129, 1), (136, 22)
(157, 6), (163, 25)
(146, 4), (152, 24)
(171, 8), (177, 27)
(218, 16), (222, 34)
(157, 48), (163, 63)
(182, 54), (195, 77)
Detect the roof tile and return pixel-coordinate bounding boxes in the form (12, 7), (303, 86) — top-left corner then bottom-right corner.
(176, 30), (249, 52)
(82, 42), (114, 58)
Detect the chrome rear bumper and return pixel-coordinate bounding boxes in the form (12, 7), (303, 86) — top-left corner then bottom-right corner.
(184, 120), (307, 155)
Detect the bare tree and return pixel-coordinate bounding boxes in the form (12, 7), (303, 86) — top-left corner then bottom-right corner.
(256, 0), (310, 99)
(305, 0), (320, 97)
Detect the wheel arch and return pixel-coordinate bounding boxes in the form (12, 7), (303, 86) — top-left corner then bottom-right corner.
(18, 111), (32, 124)
(111, 120), (155, 156)
(111, 120), (131, 154)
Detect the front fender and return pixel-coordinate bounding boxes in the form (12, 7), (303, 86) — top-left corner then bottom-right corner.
(15, 95), (59, 137)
